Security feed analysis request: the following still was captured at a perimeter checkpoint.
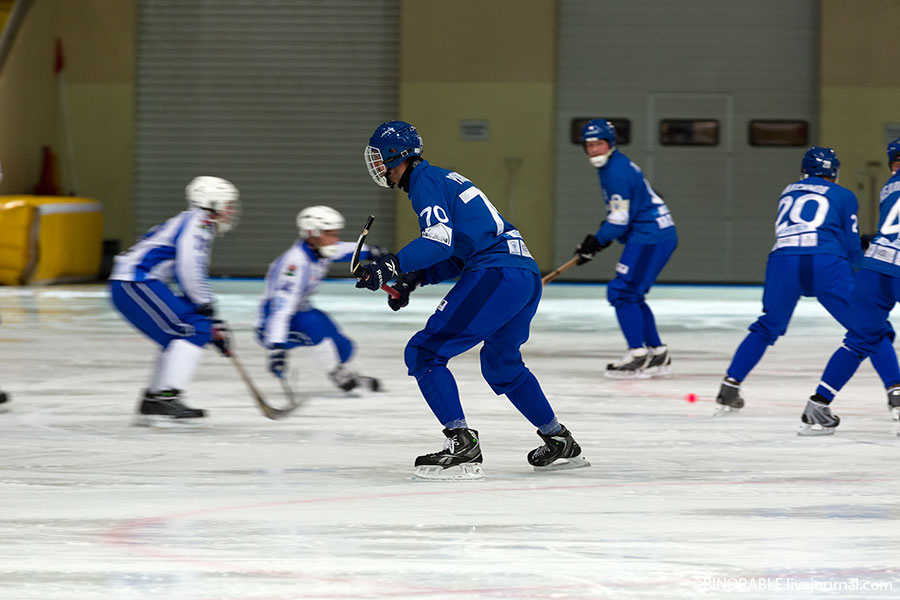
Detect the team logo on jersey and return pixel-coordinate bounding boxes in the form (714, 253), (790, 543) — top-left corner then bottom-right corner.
(283, 264), (297, 276)
(198, 218), (215, 233)
(422, 223), (453, 246)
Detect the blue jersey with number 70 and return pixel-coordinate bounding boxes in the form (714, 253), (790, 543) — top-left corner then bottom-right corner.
(861, 170), (900, 275)
(395, 160), (539, 281)
(769, 175), (861, 263)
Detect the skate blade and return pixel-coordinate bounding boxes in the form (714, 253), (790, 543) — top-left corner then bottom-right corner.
(797, 423), (836, 436)
(604, 370), (651, 380)
(134, 414), (210, 429)
(891, 407), (900, 421)
(646, 365), (672, 378)
(533, 455), (591, 472)
(412, 463), (484, 481)
(712, 404), (741, 417)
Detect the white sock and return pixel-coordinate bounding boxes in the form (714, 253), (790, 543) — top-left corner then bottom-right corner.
(157, 339), (204, 391)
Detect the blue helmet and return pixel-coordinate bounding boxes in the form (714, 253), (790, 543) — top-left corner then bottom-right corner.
(365, 120), (423, 187)
(581, 119), (617, 147)
(801, 146), (840, 179)
(887, 138), (900, 165)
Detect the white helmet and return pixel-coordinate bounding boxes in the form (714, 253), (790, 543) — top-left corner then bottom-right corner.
(186, 176), (240, 235)
(297, 205), (345, 239)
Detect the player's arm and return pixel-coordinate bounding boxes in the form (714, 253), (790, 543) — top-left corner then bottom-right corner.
(174, 212), (216, 307)
(395, 181), (455, 273)
(330, 241), (389, 263)
(843, 190), (863, 265)
(594, 172), (634, 245)
(262, 256), (306, 349)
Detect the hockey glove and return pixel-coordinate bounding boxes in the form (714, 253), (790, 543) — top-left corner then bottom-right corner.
(355, 253), (401, 291)
(196, 302), (216, 317)
(268, 348), (287, 379)
(387, 271), (424, 311)
(211, 319), (233, 357)
(574, 233), (610, 265)
(861, 233), (876, 251)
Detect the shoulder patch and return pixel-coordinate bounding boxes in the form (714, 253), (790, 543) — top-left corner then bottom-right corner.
(283, 264), (297, 276)
(422, 223), (453, 246)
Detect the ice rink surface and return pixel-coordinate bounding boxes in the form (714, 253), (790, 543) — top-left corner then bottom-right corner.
(1, 280), (899, 599)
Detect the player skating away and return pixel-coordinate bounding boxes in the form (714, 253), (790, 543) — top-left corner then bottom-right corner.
(797, 139), (900, 436)
(572, 120), (678, 379)
(257, 205), (383, 394)
(714, 147), (900, 420)
(109, 176), (239, 426)
(357, 120), (589, 480)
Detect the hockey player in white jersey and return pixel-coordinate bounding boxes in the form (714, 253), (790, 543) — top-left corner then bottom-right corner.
(109, 176), (239, 426)
(257, 206), (383, 393)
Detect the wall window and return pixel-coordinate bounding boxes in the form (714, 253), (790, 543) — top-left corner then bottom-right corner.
(570, 118), (631, 145)
(749, 120), (809, 146)
(659, 119), (719, 146)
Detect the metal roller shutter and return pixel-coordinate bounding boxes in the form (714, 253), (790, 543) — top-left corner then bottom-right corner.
(136, 0), (398, 276)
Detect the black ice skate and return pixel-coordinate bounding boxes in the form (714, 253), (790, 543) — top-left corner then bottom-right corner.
(527, 425), (590, 472)
(329, 365), (381, 394)
(413, 428), (484, 480)
(135, 389), (207, 427)
(0, 389), (9, 413)
(605, 348), (651, 379)
(714, 377), (745, 416)
(644, 345), (672, 377)
(797, 394), (840, 436)
(888, 386), (900, 421)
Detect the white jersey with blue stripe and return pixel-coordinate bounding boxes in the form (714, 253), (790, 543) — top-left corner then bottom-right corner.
(109, 208), (217, 306)
(258, 240), (358, 348)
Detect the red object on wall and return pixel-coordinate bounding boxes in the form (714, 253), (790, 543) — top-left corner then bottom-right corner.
(34, 146), (61, 196)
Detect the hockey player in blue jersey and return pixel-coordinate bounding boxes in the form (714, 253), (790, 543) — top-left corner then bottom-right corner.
(109, 176), (239, 426)
(356, 120), (589, 480)
(797, 139), (900, 435)
(257, 205), (383, 393)
(715, 146), (900, 419)
(573, 119), (678, 379)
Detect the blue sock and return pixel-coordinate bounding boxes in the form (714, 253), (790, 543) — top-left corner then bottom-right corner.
(614, 303), (645, 348)
(639, 302), (662, 347)
(726, 331), (770, 382)
(415, 366), (465, 427)
(816, 346), (864, 401)
(505, 371), (556, 430)
(869, 336), (900, 389)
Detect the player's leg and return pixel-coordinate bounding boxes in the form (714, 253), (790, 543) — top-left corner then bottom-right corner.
(716, 254), (801, 413)
(287, 309), (380, 393)
(405, 269), (527, 479)
(479, 269), (589, 471)
(800, 269), (896, 435)
(815, 257), (900, 411)
(110, 280), (211, 425)
(606, 240), (676, 378)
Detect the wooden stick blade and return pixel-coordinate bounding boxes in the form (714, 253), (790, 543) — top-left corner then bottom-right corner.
(350, 214), (376, 277)
(541, 256), (580, 285)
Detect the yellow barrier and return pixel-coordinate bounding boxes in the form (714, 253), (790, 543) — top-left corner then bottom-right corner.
(0, 196), (103, 285)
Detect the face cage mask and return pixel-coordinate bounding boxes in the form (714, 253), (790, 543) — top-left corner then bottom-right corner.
(365, 146), (390, 188)
(211, 199), (240, 236)
(588, 146), (615, 168)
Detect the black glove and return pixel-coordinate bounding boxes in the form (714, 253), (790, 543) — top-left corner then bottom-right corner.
(268, 348), (287, 378)
(861, 233), (876, 251)
(368, 245), (390, 259)
(387, 271), (424, 311)
(211, 319), (232, 357)
(355, 253), (401, 291)
(574, 233), (610, 265)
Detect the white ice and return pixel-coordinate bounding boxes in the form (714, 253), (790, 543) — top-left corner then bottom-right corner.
(1, 281), (899, 599)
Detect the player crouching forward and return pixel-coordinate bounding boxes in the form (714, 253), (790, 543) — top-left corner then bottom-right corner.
(358, 120), (589, 480)
(257, 206), (382, 393)
(109, 176), (239, 426)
